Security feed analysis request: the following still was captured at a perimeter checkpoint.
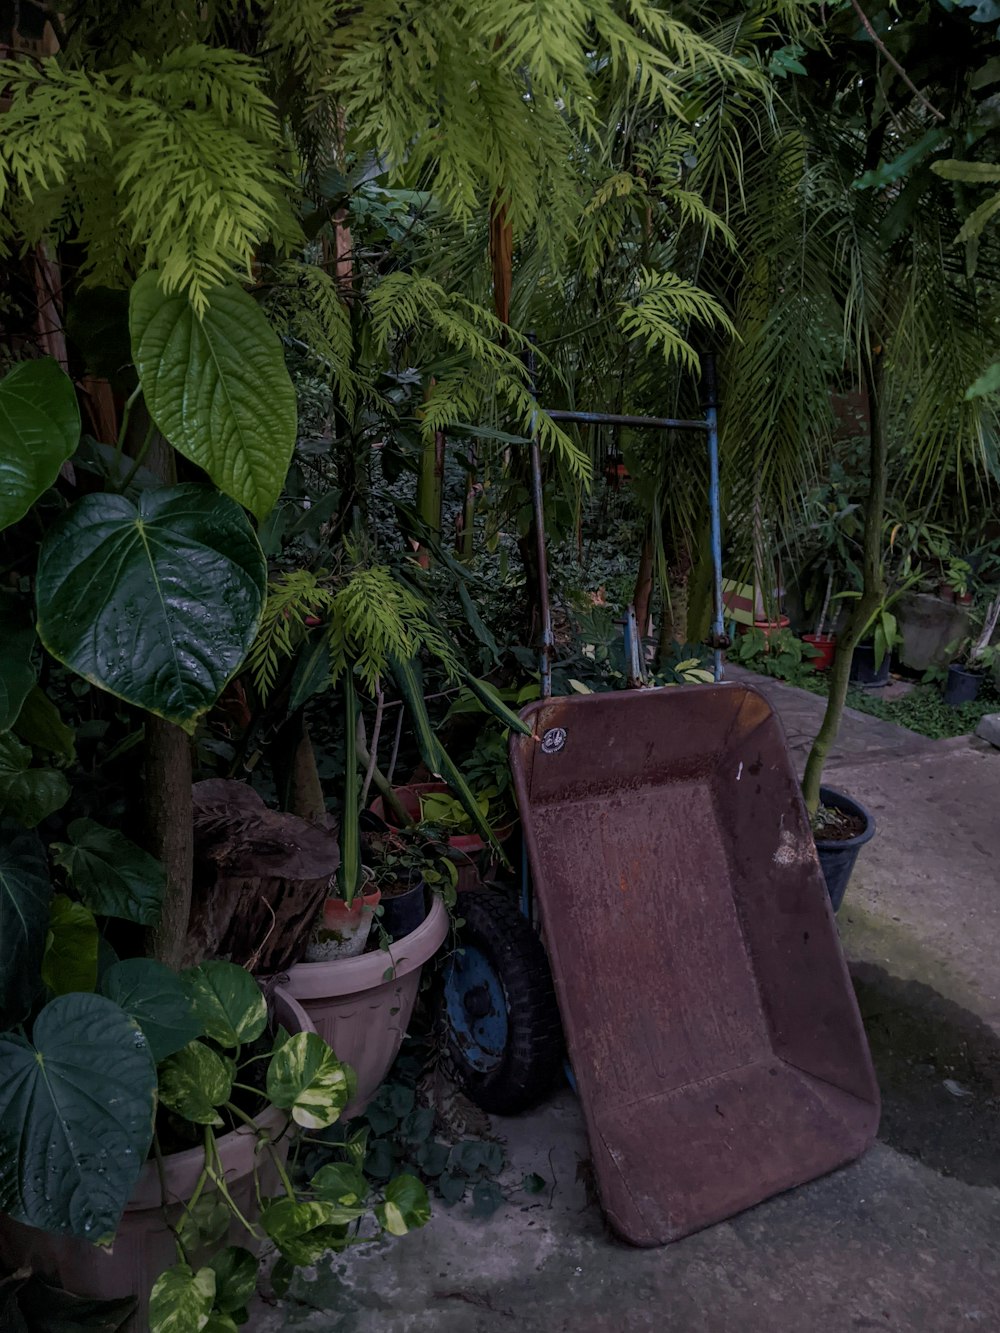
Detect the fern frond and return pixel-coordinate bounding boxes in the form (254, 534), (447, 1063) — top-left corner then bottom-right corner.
(618, 270), (737, 373)
(248, 570), (336, 699)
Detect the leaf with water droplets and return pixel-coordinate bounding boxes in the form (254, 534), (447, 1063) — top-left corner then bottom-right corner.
(0, 993), (156, 1239)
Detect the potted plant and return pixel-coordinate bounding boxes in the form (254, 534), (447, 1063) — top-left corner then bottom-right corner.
(0, 889), (431, 1332)
(801, 570), (838, 670)
(362, 818), (459, 941)
(939, 594), (1000, 706)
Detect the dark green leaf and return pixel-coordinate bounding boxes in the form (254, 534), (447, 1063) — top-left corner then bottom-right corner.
(470, 1179), (505, 1218)
(0, 593), (37, 731)
(41, 895), (98, 996)
(206, 1247), (258, 1315)
(0, 821), (50, 1025)
(365, 1105), (398, 1137)
(100, 959), (201, 1062)
(0, 733), (70, 827)
(148, 1265), (215, 1333)
(415, 1141), (450, 1177)
(181, 960), (267, 1048)
(0, 358), (80, 532)
(521, 1172), (546, 1195)
(51, 819), (165, 926)
(0, 993), (156, 1239)
(36, 485), (266, 731)
(364, 1140), (395, 1179)
(12, 687), (75, 762)
(266, 1031), (352, 1129)
(158, 1041), (234, 1126)
(130, 275), (297, 521)
(387, 1084), (416, 1117)
(288, 635), (332, 712)
(376, 1174), (431, 1235)
(437, 1172), (467, 1205)
(399, 1107), (434, 1143)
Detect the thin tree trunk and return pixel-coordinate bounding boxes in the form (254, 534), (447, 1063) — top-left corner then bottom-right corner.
(632, 528), (654, 641)
(802, 347), (887, 813)
(146, 718), (195, 967)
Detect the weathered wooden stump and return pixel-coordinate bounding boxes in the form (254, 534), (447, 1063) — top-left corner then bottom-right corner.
(185, 779), (339, 973)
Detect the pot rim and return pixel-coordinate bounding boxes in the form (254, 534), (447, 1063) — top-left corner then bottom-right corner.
(281, 894), (449, 1000)
(814, 785), (876, 852)
(948, 662), (983, 679)
(125, 986), (307, 1211)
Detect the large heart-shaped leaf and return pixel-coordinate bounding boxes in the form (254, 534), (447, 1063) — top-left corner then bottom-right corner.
(0, 733), (70, 827)
(35, 485), (267, 730)
(148, 1265), (216, 1333)
(0, 993), (156, 1239)
(181, 960), (267, 1048)
(157, 1041), (233, 1126)
(0, 358), (80, 532)
(129, 275), (297, 521)
(51, 818), (165, 926)
(41, 894), (99, 996)
(0, 593), (37, 731)
(265, 1031), (353, 1129)
(100, 958), (201, 1062)
(0, 821), (51, 1026)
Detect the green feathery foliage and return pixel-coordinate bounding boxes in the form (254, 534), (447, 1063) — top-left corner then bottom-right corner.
(249, 563), (457, 701)
(0, 46), (298, 314)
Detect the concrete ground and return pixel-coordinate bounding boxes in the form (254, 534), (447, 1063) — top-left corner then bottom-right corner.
(257, 671), (1000, 1333)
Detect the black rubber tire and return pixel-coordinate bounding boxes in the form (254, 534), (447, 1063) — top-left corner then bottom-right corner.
(443, 887), (563, 1115)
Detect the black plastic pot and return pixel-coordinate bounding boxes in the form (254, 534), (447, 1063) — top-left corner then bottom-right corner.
(379, 877), (428, 940)
(943, 663), (982, 707)
(848, 641), (890, 688)
(814, 786), (876, 913)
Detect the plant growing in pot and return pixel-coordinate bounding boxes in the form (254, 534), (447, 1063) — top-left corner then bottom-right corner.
(937, 595), (1000, 707)
(0, 925), (430, 1331)
(363, 818), (459, 942)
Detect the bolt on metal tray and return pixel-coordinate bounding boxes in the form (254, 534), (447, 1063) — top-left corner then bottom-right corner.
(510, 682), (880, 1246)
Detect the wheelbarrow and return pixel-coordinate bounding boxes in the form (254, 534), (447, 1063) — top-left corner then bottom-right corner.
(441, 351), (879, 1245)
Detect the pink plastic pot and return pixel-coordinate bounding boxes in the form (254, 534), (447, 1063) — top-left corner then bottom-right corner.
(0, 988), (310, 1332)
(283, 895), (449, 1118)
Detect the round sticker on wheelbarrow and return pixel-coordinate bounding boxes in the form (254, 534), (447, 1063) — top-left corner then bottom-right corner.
(541, 727), (567, 754)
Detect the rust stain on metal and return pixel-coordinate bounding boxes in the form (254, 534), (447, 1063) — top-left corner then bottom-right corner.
(510, 683), (880, 1248)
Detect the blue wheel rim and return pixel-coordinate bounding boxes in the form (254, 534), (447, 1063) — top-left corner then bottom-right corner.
(444, 946), (508, 1073)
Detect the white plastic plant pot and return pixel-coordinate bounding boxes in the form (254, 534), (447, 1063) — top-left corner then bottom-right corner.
(304, 890), (381, 962)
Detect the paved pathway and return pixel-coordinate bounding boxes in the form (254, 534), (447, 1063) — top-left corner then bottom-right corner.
(257, 673), (1000, 1333)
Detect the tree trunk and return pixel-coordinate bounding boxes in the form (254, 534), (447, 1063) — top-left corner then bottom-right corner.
(145, 718), (195, 968)
(802, 347), (887, 814)
(632, 528), (654, 642)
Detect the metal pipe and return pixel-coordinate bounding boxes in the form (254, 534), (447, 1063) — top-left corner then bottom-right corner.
(526, 335), (554, 700)
(547, 409), (708, 432)
(704, 354), (725, 683)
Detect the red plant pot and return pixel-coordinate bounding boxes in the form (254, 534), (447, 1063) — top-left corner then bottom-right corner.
(802, 633), (837, 671)
(956, 591), (974, 606)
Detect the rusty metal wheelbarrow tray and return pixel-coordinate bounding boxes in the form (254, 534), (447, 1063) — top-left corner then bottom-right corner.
(509, 682), (879, 1247)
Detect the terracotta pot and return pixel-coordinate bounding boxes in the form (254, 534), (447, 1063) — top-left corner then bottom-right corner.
(938, 582), (956, 603)
(738, 616), (791, 643)
(0, 988), (310, 1332)
(283, 895), (449, 1118)
(801, 633), (837, 671)
(956, 591), (974, 607)
(304, 890), (381, 961)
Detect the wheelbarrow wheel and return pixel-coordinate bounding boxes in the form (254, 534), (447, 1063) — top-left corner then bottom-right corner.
(442, 886), (562, 1115)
